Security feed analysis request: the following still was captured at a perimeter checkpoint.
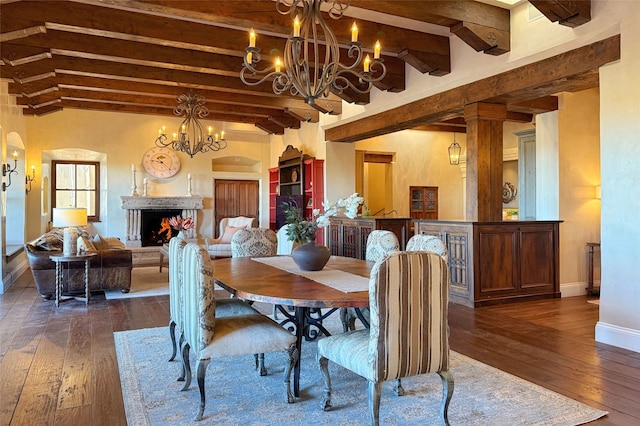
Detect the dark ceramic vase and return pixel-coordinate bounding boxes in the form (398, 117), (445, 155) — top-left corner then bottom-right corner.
(291, 238), (330, 271)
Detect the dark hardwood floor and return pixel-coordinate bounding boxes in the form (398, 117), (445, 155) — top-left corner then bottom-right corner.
(1, 269), (639, 425)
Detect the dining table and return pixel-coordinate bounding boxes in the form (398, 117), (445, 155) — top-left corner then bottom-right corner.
(212, 255), (373, 397)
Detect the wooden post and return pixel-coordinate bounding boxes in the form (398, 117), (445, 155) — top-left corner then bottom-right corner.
(464, 103), (507, 222)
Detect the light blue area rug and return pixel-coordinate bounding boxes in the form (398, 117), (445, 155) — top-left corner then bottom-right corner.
(105, 267), (169, 299)
(115, 316), (608, 425)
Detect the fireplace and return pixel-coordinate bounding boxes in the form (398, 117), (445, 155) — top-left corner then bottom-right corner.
(141, 209), (182, 246)
(121, 196), (204, 248)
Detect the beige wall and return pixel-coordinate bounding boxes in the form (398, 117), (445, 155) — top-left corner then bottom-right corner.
(23, 109), (271, 242)
(558, 89), (601, 287)
(355, 130), (466, 220)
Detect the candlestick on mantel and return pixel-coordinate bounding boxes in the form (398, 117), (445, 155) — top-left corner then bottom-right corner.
(143, 178), (148, 197)
(186, 174), (193, 197)
(131, 166), (139, 196)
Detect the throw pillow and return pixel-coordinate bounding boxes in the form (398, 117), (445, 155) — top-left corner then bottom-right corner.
(33, 228), (64, 251)
(92, 234), (109, 250)
(103, 236), (126, 249)
(219, 225), (247, 244)
(77, 236), (97, 253)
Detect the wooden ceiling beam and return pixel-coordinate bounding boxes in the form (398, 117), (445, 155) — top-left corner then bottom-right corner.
(325, 35), (620, 143)
(1, 0), (447, 76)
(450, 22), (510, 55)
(268, 115), (301, 130)
(255, 120), (285, 135)
(349, 0), (510, 55)
(412, 124), (467, 134)
(398, 49), (450, 76)
(7, 74), (339, 117)
(529, 0), (591, 28)
(116, 0), (451, 73)
(509, 96), (559, 114)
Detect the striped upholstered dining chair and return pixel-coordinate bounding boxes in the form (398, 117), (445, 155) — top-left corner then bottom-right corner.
(179, 243), (298, 421)
(318, 251), (454, 426)
(167, 236), (258, 382)
(340, 230), (400, 332)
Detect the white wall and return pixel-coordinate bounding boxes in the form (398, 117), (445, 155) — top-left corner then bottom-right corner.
(596, 1), (640, 352)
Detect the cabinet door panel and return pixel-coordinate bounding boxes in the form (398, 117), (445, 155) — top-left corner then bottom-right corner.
(520, 227), (555, 291)
(475, 228), (518, 296)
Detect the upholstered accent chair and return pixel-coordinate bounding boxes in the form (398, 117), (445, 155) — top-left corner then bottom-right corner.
(231, 228), (278, 258)
(318, 251), (454, 426)
(276, 225), (296, 255)
(179, 243), (298, 421)
(406, 234), (448, 262)
(340, 230), (400, 332)
(204, 216), (256, 258)
(168, 237), (258, 380)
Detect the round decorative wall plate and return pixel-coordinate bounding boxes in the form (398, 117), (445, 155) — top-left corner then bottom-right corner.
(503, 182), (517, 203)
(142, 147), (181, 178)
(291, 169), (298, 182)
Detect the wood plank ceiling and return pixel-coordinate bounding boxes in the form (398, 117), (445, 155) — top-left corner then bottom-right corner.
(0, 0), (591, 135)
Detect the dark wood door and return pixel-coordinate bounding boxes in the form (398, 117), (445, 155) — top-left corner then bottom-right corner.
(214, 179), (259, 237)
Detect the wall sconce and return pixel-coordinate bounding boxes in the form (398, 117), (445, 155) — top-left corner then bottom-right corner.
(2, 151), (18, 191)
(25, 165), (36, 194)
(448, 134), (461, 165)
(595, 185), (601, 200)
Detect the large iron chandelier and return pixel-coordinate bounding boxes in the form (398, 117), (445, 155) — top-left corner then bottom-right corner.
(240, 0), (386, 106)
(155, 93), (227, 158)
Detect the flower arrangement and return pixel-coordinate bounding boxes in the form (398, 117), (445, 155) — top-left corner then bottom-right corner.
(168, 215), (194, 232)
(282, 193), (365, 244)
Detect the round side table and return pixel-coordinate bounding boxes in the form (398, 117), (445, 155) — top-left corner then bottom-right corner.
(49, 253), (97, 307)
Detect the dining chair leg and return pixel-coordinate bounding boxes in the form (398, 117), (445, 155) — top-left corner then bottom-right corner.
(256, 353), (267, 376)
(318, 355), (332, 410)
(181, 342), (191, 391)
(284, 343), (298, 404)
(168, 319), (177, 361)
(194, 358), (211, 421)
(368, 381), (383, 426)
(394, 378), (404, 396)
(438, 370), (454, 426)
(178, 333), (186, 382)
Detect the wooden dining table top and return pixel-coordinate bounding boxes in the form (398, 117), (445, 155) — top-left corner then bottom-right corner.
(212, 256), (373, 309)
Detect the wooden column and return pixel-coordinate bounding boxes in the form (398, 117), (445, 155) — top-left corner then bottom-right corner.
(464, 103), (507, 222)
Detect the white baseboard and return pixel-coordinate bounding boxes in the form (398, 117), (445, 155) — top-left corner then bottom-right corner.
(596, 322), (640, 353)
(1, 257), (29, 294)
(560, 281), (587, 297)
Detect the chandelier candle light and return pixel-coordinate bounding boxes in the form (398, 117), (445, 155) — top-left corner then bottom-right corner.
(155, 93), (227, 158)
(240, 0), (386, 106)
(130, 164), (139, 197)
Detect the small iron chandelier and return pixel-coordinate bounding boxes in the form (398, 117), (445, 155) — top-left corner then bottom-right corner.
(448, 134), (461, 165)
(155, 93), (227, 158)
(240, 0), (386, 106)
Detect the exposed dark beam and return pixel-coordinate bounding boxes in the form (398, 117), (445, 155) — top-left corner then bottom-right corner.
(529, 0), (591, 28)
(325, 35), (620, 143)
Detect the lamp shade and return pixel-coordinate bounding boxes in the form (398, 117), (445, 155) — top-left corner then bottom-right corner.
(53, 208), (88, 228)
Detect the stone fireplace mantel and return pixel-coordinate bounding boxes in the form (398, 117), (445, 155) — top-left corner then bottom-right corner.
(121, 195), (204, 248)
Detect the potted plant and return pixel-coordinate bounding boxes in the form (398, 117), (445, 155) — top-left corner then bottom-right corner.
(282, 193), (364, 270)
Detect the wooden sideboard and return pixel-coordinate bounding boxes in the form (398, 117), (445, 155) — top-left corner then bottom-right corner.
(413, 220), (561, 307)
(328, 217), (411, 260)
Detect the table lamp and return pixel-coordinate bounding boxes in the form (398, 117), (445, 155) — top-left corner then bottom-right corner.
(53, 208), (88, 256)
